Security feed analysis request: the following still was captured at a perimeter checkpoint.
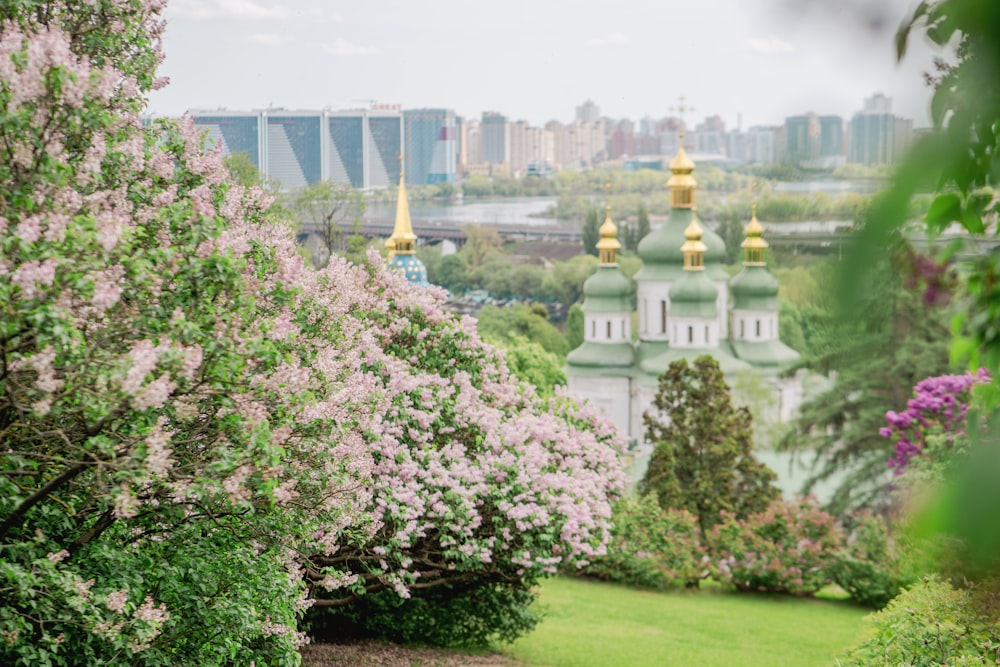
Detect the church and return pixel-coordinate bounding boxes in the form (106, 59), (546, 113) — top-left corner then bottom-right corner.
(565, 140), (802, 463)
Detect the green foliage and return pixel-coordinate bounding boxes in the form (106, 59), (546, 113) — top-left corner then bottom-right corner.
(308, 582), (540, 648)
(830, 511), (917, 609)
(781, 239), (952, 514)
(838, 577), (1000, 667)
(488, 334), (566, 397)
(707, 498), (843, 596)
(460, 224), (504, 270)
(580, 495), (704, 588)
(540, 255), (598, 306)
(433, 253), (470, 294)
(476, 304), (569, 358)
(566, 304), (584, 350)
(582, 207), (600, 257)
(640, 356), (780, 537)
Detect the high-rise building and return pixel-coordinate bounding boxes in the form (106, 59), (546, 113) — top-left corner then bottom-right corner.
(745, 126), (776, 164)
(325, 109), (402, 189)
(576, 99), (601, 123)
(404, 108), (457, 185)
(190, 108), (403, 191)
(191, 111), (265, 171)
(265, 111), (322, 189)
(783, 113), (844, 168)
(481, 111), (509, 165)
(848, 94), (912, 165)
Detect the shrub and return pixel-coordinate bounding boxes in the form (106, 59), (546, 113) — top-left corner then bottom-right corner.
(581, 495), (704, 588)
(307, 582), (539, 648)
(838, 577), (1000, 666)
(707, 498), (842, 595)
(829, 511), (916, 608)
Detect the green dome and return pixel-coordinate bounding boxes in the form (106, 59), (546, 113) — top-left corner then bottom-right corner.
(701, 224), (729, 280)
(636, 208), (728, 281)
(582, 266), (632, 313)
(669, 271), (718, 318)
(637, 207), (689, 267)
(730, 265), (778, 310)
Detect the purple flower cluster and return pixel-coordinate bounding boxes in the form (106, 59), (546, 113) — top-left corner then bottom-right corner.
(882, 369), (991, 473)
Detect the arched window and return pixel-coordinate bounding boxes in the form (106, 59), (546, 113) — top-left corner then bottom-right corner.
(591, 321), (596, 338)
(688, 326), (693, 344)
(705, 325), (710, 344)
(740, 320), (745, 339)
(606, 321), (612, 339)
(661, 301), (667, 334)
(755, 319), (761, 338)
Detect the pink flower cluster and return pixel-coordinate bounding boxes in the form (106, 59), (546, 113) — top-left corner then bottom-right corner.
(882, 369), (991, 473)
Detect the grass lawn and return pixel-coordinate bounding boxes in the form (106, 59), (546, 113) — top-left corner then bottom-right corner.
(504, 577), (870, 667)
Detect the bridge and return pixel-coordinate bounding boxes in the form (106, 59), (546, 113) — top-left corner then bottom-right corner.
(300, 218), (1000, 257)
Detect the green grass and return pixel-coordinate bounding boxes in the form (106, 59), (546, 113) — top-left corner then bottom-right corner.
(504, 578), (870, 667)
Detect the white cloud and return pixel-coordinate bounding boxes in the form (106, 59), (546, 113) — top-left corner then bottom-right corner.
(168, 0), (291, 22)
(246, 33), (285, 47)
(746, 36), (795, 56)
(321, 39), (380, 56)
(587, 31), (630, 48)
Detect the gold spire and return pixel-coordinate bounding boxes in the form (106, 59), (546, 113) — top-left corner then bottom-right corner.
(596, 203), (621, 265)
(667, 131), (696, 209)
(741, 203), (768, 265)
(390, 166), (417, 256)
(680, 209), (707, 271)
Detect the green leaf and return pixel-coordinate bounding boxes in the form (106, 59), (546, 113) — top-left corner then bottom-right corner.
(925, 192), (962, 232)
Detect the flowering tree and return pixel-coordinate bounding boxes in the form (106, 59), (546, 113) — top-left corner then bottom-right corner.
(0, 1), (625, 663)
(881, 369), (991, 473)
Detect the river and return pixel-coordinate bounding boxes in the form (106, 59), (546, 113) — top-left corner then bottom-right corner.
(366, 197), (559, 226)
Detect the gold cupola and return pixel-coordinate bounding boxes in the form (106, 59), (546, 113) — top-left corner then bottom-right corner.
(680, 210), (707, 271)
(741, 203), (768, 265)
(667, 132), (697, 209)
(390, 169), (417, 256)
(596, 204), (621, 265)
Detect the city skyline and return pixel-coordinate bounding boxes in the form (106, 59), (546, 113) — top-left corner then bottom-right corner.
(151, 0), (941, 131)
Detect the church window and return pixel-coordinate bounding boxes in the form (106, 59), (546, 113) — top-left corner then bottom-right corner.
(621, 320), (625, 338)
(705, 325), (710, 344)
(770, 318), (774, 338)
(591, 321), (596, 338)
(688, 326), (693, 343)
(755, 319), (761, 337)
(740, 320), (745, 339)
(607, 321), (612, 339)
(661, 301), (667, 334)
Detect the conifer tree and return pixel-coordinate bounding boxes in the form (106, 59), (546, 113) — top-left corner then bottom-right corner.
(640, 356), (779, 537)
(582, 206), (601, 257)
(636, 204), (651, 248)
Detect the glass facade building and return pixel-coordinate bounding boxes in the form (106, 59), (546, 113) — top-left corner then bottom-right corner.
(404, 109), (456, 185)
(187, 109), (414, 190)
(191, 113), (263, 170)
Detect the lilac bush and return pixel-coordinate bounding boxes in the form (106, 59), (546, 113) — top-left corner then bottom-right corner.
(882, 369), (990, 473)
(0, 1), (626, 662)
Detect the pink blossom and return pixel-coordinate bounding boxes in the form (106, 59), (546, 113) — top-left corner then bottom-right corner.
(105, 589), (129, 613)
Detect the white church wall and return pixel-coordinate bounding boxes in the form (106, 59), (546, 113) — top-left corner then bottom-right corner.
(636, 281), (672, 340)
(567, 375), (632, 443)
(731, 310), (779, 342)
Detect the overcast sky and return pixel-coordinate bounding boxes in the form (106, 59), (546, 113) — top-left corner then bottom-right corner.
(148, 0), (942, 129)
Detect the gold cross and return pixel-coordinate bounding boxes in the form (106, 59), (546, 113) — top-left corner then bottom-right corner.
(669, 95), (696, 138)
